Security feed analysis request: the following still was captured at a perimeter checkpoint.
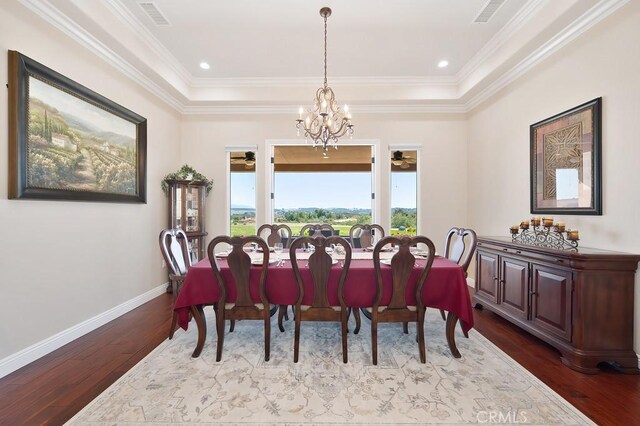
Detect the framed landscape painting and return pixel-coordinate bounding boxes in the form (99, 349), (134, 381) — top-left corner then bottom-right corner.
(530, 97), (602, 215)
(8, 50), (147, 203)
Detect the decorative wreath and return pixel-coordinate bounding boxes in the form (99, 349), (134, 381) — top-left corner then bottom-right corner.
(161, 164), (213, 196)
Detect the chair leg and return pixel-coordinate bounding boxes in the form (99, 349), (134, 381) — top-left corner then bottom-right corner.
(353, 308), (361, 334)
(278, 305), (286, 332)
(403, 322), (409, 334)
(229, 319), (235, 333)
(284, 305), (290, 320)
(215, 307), (225, 362)
(169, 311), (178, 339)
(462, 328), (469, 338)
(293, 308), (301, 363)
(341, 310), (348, 364)
(371, 314), (378, 366)
(417, 311), (426, 364)
(440, 309), (446, 321)
(264, 310), (271, 362)
(169, 279), (178, 339)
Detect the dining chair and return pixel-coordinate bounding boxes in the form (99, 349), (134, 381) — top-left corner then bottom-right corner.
(440, 227), (477, 337)
(348, 223), (385, 248)
(368, 235), (436, 365)
(299, 223), (336, 238)
(257, 223), (293, 248)
(289, 236), (352, 363)
(207, 235), (272, 362)
(159, 228), (193, 339)
(257, 223), (295, 332)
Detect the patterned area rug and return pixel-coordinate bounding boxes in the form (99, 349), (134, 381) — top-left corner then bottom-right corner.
(67, 309), (592, 425)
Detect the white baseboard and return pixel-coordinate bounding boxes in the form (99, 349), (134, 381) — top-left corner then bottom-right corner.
(637, 354), (640, 370)
(0, 283), (167, 379)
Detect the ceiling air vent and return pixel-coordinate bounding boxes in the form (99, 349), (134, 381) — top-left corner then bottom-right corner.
(473, 0), (506, 23)
(138, 2), (171, 26)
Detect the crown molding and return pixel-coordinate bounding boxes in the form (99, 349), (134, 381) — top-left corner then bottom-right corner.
(189, 75), (459, 88)
(464, 0), (630, 111)
(456, 0), (547, 82)
(102, 0), (192, 84)
(181, 103), (468, 115)
(17, 0), (184, 111)
(16, 0), (630, 116)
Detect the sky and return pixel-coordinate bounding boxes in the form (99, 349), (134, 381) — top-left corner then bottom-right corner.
(231, 171), (417, 209)
(30, 76), (136, 137)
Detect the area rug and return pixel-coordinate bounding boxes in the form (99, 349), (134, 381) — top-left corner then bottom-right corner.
(67, 309), (593, 425)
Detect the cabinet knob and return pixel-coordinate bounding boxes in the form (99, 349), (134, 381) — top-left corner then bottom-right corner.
(500, 279), (505, 284)
(503, 248), (509, 251)
(556, 259), (564, 263)
(493, 277), (498, 281)
(530, 291), (537, 295)
(516, 250), (522, 254)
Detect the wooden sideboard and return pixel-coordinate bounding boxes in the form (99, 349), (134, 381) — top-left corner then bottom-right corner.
(474, 236), (640, 374)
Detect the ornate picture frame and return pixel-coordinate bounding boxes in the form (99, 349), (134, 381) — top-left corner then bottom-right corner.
(530, 97), (602, 215)
(8, 50), (147, 203)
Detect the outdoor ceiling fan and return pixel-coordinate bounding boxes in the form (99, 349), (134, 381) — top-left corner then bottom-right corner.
(230, 151), (256, 168)
(391, 150), (417, 169)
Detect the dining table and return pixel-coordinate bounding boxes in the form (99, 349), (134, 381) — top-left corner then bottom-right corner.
(173, 248), (474, 358)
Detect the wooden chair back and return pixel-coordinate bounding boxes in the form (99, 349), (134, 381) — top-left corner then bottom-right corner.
(257, 223), (293, 248)
(159, 228), (192, 277)
(444, 227), (478, 275)
(289, 236), (352, 310)
(207, 236), (269, 310)
(349, 224), (385, 248)
(372, 236), (436, 313)
(289, 236), (352, 363)
(159, 228), (193, 339)
(371, 235), (436, 364)
(207, 235), (271, 361)
(299, 223), (336, 238)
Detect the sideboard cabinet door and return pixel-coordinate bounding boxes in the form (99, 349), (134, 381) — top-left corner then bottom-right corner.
(530, 264), (573, 342)
(476, 250), (499, 303)
(499, 255), (529, 320)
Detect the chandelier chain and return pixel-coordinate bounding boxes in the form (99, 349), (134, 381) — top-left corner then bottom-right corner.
(323, 13), (328, 88)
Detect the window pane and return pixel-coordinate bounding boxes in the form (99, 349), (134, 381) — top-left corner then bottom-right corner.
(230, 151), (256, 236)
(390, 150), (417, 235)
(274, 172), (371, 237)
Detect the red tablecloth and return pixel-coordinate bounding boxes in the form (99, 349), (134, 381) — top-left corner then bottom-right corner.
(174, 255), (474, 333)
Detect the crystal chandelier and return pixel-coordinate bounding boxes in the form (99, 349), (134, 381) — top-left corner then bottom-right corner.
(296, 7), (354, 151)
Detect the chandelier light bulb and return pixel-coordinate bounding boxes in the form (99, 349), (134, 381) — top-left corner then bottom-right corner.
(298, 106), (304, 118)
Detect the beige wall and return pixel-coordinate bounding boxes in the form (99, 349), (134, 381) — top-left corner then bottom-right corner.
(468, 2), (640, 352)
(0, 3), (181, 359)
(180, 113), (469, 254)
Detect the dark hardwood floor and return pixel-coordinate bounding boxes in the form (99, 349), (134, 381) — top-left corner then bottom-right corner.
(0, 290), (638, 425)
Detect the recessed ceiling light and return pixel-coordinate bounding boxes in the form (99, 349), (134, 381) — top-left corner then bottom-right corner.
(199, 62), (210, 70)
(438, 60), (449, 68)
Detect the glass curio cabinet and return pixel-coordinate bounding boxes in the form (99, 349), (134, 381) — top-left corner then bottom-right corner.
(165, 179), (207, 262)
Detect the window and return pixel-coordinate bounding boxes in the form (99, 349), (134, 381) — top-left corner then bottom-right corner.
(390, 150), (417, 235)
(271, 145), (374, 237)
(229, 150), (256, 236)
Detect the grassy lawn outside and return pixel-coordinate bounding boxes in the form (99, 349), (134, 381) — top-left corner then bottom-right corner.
(231, 222), (416, 238)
